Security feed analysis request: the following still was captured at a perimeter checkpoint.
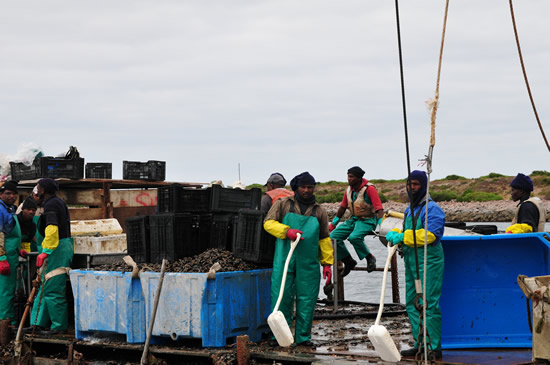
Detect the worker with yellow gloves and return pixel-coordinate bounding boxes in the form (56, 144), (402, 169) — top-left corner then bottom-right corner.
(16, 197), (37, 254)
(506, 173), (546, 233)
(0, 181), (23, 325)
(29, 178), (73, 335)
(385, 170), (445, 360)
(264, 171), (333, 346)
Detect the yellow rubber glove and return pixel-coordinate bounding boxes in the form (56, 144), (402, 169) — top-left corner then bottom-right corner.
(403, 229), (436, 247)
(21, 241), (31, 252)
(41, 225), (60, 253)
(263, 220), (290, 240)
(505, 223), (533, 234)
(318, 237), (334, 265)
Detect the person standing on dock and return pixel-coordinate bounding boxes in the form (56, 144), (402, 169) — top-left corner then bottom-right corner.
(260, 172), (294, 213)
(329, 166), (383, 276)
(506, 173), (546, 233)
(386, 170), (445, 360)
(0, 181), (23, 325)
(30, 178), (74, 335)
(264, 171), (333, 346)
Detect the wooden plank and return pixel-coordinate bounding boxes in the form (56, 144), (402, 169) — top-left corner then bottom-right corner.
(58, 189), (158, 208)
(111, 190), (158, 208)
(69, 208), (104, 221)
(58, 190), (103, 206)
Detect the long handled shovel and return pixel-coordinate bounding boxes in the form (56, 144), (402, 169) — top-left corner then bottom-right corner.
(14, 263), (45, 359)
(267, 233), (301, 347)
(368, 243), (401, 362)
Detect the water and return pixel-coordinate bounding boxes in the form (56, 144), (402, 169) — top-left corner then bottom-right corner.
(329, 222), (550, 303)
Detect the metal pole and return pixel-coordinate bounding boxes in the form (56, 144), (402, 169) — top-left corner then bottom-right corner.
(141, 259), (167, 365)
(332, 239), (338, 312)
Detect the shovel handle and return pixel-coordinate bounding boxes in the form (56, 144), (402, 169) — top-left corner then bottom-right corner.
(273, 233), (301, 312)
(374, 243), (398, 325)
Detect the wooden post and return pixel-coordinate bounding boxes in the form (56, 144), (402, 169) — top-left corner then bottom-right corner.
(101, 182), (113, 219)
(236, 335), (250, 365)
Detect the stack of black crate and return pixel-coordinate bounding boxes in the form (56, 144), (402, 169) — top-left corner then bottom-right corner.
(126, 184), (262, 263)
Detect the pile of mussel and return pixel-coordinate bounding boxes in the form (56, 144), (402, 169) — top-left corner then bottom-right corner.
(92, 249), (268, 273)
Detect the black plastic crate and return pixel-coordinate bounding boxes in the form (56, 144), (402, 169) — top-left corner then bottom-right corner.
(41, 157), (85, 179)
(210, 185), (261, 213)
(123, 160), (166, 181)
(125, 215), (150, 263)
(208, 213), (236, 250)
(86, 163), (112, 179)
(157, 185), (211, 213)
(149, 213), (212, 263)
(233, 209), (275, 265)
(10, 159), (41, 180)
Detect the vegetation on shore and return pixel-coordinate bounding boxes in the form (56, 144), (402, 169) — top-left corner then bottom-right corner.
(248, 170), (550, 204)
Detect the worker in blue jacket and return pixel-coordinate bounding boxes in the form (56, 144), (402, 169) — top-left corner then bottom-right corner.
(386, 170), (445, 360)
(0, 181), (24, 325)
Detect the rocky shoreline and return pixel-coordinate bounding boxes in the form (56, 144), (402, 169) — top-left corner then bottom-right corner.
(322, 200), (550, 223)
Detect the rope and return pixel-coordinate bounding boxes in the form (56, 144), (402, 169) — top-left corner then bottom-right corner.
(508, 0), (550, 152)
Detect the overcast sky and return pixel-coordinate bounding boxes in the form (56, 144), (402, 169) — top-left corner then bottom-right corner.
(1, 1), (549, 186)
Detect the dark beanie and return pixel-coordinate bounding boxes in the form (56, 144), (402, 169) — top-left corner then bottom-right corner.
(22, 197), (38, 210)
(290, 172), (317, 191)
(38, 178), (59, 194)
(347, 166), (365, 178)
(510, 173), (533, 192)
(407, 170), (428, 187)
(0, 181), (18, 193)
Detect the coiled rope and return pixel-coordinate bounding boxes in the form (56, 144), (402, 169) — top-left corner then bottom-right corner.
(508, 0), (550, 152)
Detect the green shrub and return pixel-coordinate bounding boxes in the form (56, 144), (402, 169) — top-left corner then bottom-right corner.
(539, 177), (550, 186)
(457, 190), (503, 202)
(247, 183), (265, 192)
(319, 180), (347, 186)
(371, 178), (406, 184)
(442, 174), (466, 180)
(378, 193), (388, 203)
(430, 190), (458, 202)
(480, 172), (505, 179)
(531, 170), (550, 177)
(316, 192), (345, 203)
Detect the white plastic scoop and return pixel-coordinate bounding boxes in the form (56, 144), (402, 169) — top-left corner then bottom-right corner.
(267, 233), (301, 347)
(368, 242), (401, 362)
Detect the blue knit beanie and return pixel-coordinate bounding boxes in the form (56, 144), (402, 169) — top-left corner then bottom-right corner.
(510, 173), (533, 192)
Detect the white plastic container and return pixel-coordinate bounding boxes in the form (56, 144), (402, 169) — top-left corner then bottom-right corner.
(73, 234), (127, 255)
(71, 218), (123, 236)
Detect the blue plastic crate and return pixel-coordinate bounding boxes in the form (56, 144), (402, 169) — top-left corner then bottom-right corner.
(440, 232), (550, 349)
(69, 270), (146, 343)
(140, 269), (272, 347)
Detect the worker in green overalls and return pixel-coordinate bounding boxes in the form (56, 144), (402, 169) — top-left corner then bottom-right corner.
(264, 172), (333, 346)
(30, 178), (73, 334)
(0, 181), (24, 325)
(386, 170), (445, 360)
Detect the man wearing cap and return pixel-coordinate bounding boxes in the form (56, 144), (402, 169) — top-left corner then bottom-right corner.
(329, 166), (383, 276)
(264, 172), (333, 346)
(0, 181), (24, 325)
(506, 173), (546, 233)
(260, 173), (294, 212)
(30, 178), (73, 334)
